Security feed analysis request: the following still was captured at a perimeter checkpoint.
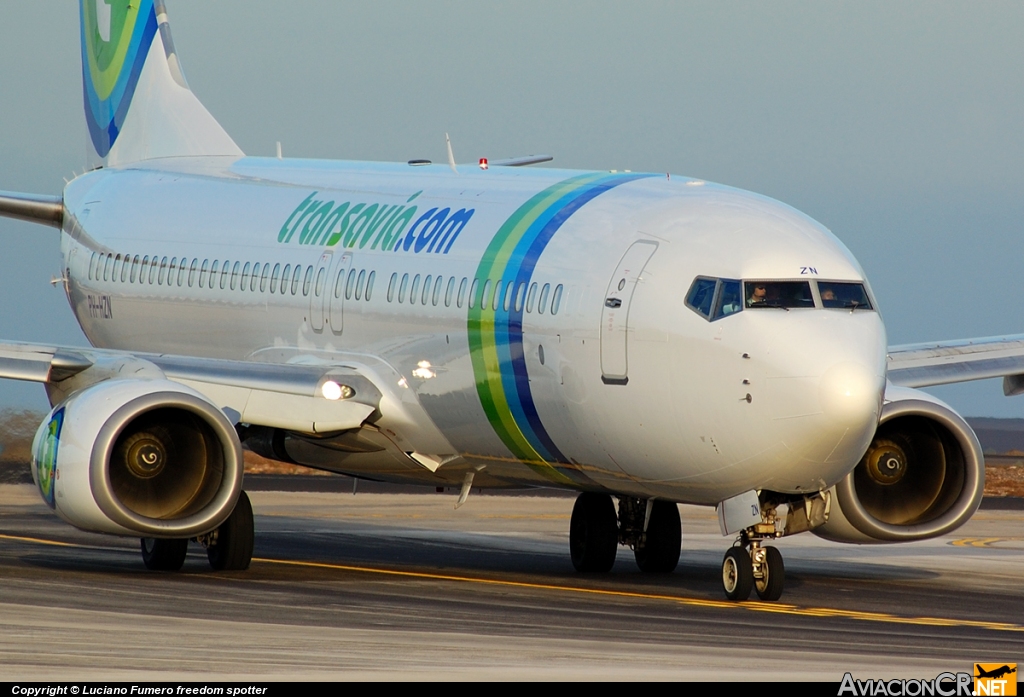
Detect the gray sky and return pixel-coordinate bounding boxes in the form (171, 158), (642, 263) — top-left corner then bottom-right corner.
(2, 1), (1024, 416)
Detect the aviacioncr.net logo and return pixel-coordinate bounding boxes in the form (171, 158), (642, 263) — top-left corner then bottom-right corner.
(838, 672), (974, 696)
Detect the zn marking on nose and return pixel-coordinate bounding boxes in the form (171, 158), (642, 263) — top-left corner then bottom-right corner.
(800, 267), (818, 275)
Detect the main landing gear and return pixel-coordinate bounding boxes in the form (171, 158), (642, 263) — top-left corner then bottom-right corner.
(140, 491), (254, 572)
(721, 518), (785, 602)
(569, 492), (682, 573)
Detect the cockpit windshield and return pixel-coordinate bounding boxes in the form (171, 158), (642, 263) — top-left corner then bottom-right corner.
(685, 277), (874, 321)
(818, 281), (872, 310)
(744, 281), (814, 309)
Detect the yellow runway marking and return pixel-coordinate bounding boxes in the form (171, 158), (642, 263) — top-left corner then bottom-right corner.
(253, 557), (1024, 634)
(950, 537), (1022, 547)
(2, 531), (1021, 634)
(0, 532), (79, 548)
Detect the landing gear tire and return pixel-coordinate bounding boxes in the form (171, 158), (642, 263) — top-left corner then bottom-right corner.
(207, 490), (254, 571)
(722, 546), (753, 601)
(634, 501), (681, 573)
(570, 492), (618, 572)
(754, 545), (785, 601)
(141, 537), (188, 571)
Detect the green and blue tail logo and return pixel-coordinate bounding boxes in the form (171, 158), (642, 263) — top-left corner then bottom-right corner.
(81, 0), (159, 158)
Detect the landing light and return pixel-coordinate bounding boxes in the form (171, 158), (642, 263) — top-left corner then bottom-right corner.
(413, 360), (436, 379)
(321, 380), (354, 401)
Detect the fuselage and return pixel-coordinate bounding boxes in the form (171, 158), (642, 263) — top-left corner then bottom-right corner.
(58, 156), (887, 505)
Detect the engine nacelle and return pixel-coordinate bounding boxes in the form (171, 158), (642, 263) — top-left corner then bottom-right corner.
(813, 385), (984, 543)
(31, 378), (244, 538)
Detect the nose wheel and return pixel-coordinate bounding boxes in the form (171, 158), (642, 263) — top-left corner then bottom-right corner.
(721, 540), (785, 601)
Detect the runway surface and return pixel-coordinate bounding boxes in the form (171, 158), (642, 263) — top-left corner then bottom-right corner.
(1, 481), (1022, 681)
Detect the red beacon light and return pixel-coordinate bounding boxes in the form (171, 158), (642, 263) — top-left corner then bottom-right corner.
(479, 158), (489, 170)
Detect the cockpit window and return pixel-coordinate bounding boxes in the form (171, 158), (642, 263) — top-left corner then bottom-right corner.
(713, 280), (742, 319)
(745, 281), (814, 309)
(818, 281), (872, 310)
(685, 277), (717, 318)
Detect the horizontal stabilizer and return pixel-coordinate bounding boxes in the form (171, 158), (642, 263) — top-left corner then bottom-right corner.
(490, 154), (553, 167)
(0, 191), (62, 228)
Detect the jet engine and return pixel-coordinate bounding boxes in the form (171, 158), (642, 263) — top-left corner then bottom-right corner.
(813, 385), (984, 543)
(31, 378), (244, 538)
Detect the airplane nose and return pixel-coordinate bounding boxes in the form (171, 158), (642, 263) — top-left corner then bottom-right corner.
(818, 361), (882, 424)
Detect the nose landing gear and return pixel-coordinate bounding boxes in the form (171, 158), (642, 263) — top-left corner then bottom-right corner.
(720, 520), (786, 601)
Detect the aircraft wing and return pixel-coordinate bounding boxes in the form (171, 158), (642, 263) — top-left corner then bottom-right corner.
(887, 334), (1024, 395)
(0, 340), (381, 433)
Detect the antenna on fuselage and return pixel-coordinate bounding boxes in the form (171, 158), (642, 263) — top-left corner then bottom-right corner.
(445, 133), (458, 174)
(276, 141), (282, 160)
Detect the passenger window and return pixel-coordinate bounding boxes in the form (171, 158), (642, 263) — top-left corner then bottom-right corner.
(502, 282), (513, 312)
(365, 271), (375, 301)
(817, 281), (873, 310)
(469, 278), (479, 309)
(492, 280), (503, 311)
(345, 269), (357, 300)
(230, 261), (240, 290)
(526, 282), (537, 313)
(187, 259), (198, 288)
(399, 273), (409, 303)
(445, 277), (455, 307)
(199, 259), (209, 288)
(432, 275), (442, 306)
(302, 265), (313, 296)
(421, 275), (432, 305)
(458, 278), (468, 308)
(259, 263), (270, 292)
(355, 269), (366, 300)
(270, 263), (281, 293)
(514, 282), (526, 313)
(410, 274), (421, 304)
(481, 280), (492, 310)
(551, 284), (564, 314)
(139, 256), (148, 284)
(313, 266), (325, 296)
(279, 264), (290, 294)
(168, 258), (178, 286)
(387, 273), (397, 302)
(685, 277), (717, 318)
(334, 269), (345, 299)
(116, 254), (125, 283)
(745, 281), (814, 309)
(290, 265), (301, 295)
(156, 257), (167, 285)
(538, 283), (550, 314)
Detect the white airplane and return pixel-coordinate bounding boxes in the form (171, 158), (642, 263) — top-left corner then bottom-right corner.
(1, 0), (1019, 601)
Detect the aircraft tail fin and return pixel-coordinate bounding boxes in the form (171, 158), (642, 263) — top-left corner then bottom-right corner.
(81, 0), (243, 167)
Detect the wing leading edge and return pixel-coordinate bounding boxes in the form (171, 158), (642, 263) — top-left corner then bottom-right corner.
(887, 334), (1024, 395)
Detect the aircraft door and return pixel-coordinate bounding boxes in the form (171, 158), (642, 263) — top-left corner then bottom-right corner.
(600, 240), (658, 384)
(309, 251), (334, 333)
(327, 252), (352, 335)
